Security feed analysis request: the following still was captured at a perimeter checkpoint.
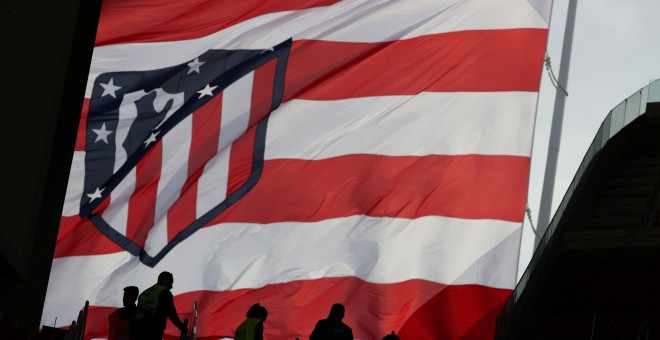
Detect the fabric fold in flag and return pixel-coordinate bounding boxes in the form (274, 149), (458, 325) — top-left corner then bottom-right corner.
(44, 0), (552, 338)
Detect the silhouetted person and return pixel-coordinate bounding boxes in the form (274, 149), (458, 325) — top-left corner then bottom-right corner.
(383, 331), (400, 340)
(108, 286), (139, 340)
(235, 303), (268, 340)
(310, 303), (353, 340)
(134, 271), (187, 339)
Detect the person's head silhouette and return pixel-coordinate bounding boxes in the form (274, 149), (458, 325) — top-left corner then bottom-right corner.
(328, 303), (345, 320)
(157, 271), (174, 290)
(246, 303), (268, 322)
(122, 286), (139, 307)
(258, 305), (268, 322)
(383, 331), (400, 340)
(310, 303), (353, 339)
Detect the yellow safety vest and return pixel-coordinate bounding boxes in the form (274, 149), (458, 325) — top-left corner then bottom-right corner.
(234, 317), (261, 340)
(135, 284), (166, 319)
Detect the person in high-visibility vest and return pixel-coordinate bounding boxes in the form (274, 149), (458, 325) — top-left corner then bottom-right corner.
(108, 286), (139, 340)
(234, 303), (268, 340)
(134, 271), (188, 340)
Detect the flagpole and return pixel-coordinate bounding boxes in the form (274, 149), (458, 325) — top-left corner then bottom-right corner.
(535, 0), (578, 247)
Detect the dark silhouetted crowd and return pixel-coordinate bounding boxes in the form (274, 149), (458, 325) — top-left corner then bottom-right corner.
(108, 271), (401, 340)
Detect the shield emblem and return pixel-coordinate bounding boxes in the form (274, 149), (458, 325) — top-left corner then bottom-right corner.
(80, 40), (291, 267)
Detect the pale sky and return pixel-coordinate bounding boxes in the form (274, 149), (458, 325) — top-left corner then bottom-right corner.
(519, 0), (660, 277)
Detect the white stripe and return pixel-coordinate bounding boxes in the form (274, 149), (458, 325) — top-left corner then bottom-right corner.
(266, 92), (537, 160)
(298, 0), (547, 41)
(452, 228), (521, 285)
(43, 215), (520, 323)
(114, 90), (144, 172)
(219, 72), (254, 151)
(114, 89), (185, 173)
(189, 71), (255, 220)
(526, 0), (552, 23)
(151, 89), (186, 131)
(85, 0), (547, 97)
(61, 151), (85, 216)
(102, 168), (136, 236)
(196, 149), (231, 219)
(195, 71), (253, 219)
(146, 115), (193, 254)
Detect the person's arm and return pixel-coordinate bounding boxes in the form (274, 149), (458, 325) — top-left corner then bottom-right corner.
(160, 290), (187, 332)
(345, 323), (354, 340)
(254, 321), (264, 340)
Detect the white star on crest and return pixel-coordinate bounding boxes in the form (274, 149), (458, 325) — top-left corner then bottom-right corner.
(197, 84), (218, 98)
(187, 58), (205, 74)
(100, 78), (121, 98)
(91, 123), (113, 144)
(87, 187), (104, 202)
(143, 131), (160, 148)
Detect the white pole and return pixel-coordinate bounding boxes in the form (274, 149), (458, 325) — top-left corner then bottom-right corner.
(535, 0), (578, 247)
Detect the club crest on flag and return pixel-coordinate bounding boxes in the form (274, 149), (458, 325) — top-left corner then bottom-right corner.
(79, 39), (291, 267)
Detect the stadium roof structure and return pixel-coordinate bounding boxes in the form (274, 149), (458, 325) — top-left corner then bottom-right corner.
(496, 79), (660, 339)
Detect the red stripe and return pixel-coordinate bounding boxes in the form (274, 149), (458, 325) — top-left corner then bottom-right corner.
(167, 94), (223, 241)
(95, 0), (340, 46)
(81, 279), (510, 339)
(214, 154), (530, 225)
(126, 143), (162, 247)
(284, 29), (547, 100)
(248, 59), (277, 128)
(85, 29), (546, 103)
(400, 284), (510, 339)
(58, 199), (109, 244)
(75, 99), (90, 151)
(55, 214), (122, 258)
(54, 153), (528, 258)
(226, 127), (257, 196)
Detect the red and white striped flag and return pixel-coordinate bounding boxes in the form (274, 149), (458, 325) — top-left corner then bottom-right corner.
(43, 0), (551, 338)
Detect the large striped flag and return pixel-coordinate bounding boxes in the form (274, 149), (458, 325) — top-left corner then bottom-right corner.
(43, 0), (551, 338)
